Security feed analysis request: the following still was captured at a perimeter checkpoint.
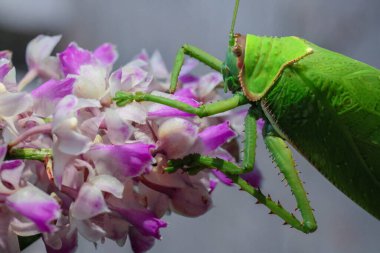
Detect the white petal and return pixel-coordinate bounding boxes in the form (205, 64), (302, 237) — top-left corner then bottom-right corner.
(70, 183), (110, 220)
(89, 175), (124, 199)
(0, 92), (32, 117)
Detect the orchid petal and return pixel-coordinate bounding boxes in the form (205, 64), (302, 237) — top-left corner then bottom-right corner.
(150, 50), (169, 79)
(117, 209), (167, 239)
(93, 43), (118, 67)
(157, 118), (198, 159)
(0, 92), (33, 117)
(198, 72), (223, 98)
(0, 160), (24, 190)
(86, 143), (154, 177)
(71, 64), (107, 99)
(26, 35), (61, 69)
(31, 78), (74, 116)
(70, 183), (110, 220)
(193, 121), (236, 153)
(75, 219), (106, 243)
(89, 175), (124, 199)
(6, 184), (60, 233)
(129, 227), (155, 253)
(58, 43), (93, 76)
(105, 108), (134, 145)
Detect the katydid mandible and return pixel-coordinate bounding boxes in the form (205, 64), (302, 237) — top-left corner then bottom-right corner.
(114, 0), (380, 233)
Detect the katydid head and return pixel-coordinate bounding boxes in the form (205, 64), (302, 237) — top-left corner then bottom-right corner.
(222, 34), (246, 93)
(221, 0), (245, 93)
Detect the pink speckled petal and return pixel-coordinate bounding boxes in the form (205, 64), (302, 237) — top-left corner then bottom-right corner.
(86, 143), (154, 177)
(31, 78), (74, 116)
(93, 43), (118, 66)
(0, 160), (24, 190)
(116, 208), (167, 239)
(193, 121), (236, 153)
(58, 43), (93, 76)
(105, 108), (134, 145)
(70, 183), (110, 220)
(6, 184), (60, 233)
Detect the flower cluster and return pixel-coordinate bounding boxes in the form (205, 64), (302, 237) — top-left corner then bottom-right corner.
(0, 35), (261, 253)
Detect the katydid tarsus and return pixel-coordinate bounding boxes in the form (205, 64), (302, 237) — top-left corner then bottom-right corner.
(113, 0), (380, 233)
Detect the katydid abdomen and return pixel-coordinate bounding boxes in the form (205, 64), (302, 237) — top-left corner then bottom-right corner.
(260, 38), (380, 219)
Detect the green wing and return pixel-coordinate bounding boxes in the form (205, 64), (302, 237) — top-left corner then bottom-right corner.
(262, 42), (380, 219)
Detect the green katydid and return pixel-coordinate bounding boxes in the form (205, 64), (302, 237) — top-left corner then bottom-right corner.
(113, 0), (380, 233)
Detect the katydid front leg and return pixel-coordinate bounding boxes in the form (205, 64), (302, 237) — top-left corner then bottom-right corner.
(114, 91), (249, 118)
(171, 44), (224, 93)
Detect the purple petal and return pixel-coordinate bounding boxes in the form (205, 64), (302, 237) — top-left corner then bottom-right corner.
(86, 143), (154, 177)
(129, 227), (155, 253)
(93, 43), (118, 66)
(0, 62), (12, 81)
(6, 184), (60, 233)
(257, 118), (265, 133)
(31, 78), (74, 116)
(58, 43), (93, 76)
(179, 74), (199, 84)
(70, 183), (110, 220)
(117, 209), (167, 239)
(0, 145), (6, 162)
(0, 50), (12, 60)
(135, 50), (149, 62)
(0, 160), (24, 190)
(174, 87), (197, 100)
(196, 121), (236, 153)
(211, 169), (233, 186)
(209, 179), (218, 193)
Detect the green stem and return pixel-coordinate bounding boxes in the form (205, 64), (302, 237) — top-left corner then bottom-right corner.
(6, 148), (52, 161)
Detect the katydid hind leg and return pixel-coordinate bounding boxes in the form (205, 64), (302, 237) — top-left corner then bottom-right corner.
(242, 106), (258, 172)
(263, 122), (317, 233)
(166, 153), (316, 233)
(171, 44), (223, 93)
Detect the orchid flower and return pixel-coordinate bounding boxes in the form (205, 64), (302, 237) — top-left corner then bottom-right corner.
(0, 35), (261, 253)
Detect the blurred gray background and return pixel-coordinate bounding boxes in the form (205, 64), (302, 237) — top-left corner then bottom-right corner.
(2, 0), (379, 252)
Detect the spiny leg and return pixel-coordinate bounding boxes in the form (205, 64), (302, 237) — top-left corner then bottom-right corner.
(263, 123), (317, 232)
(114, 91), (249, 118)
(166, 112), (317, 233)
(171, 44), (223, 93)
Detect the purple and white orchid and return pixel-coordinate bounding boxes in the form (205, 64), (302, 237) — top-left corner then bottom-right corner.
(0, 35), (262, 253)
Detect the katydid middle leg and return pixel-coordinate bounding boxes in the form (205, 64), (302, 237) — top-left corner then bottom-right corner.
(166, 107), (317, 233)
